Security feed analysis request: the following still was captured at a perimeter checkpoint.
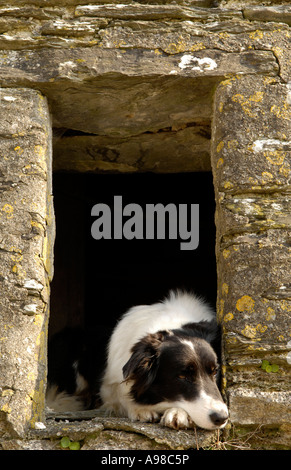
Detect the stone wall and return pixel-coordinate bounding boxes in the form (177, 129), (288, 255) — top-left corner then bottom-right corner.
(0, 88), (54, 437)
(0, 0), (290, 449)
(212, 75), (291, 448)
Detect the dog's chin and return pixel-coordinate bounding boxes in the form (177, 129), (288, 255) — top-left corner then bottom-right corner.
(197, 420), (228, 431)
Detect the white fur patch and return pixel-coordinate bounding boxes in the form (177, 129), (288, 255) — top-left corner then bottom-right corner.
(73, 361), (88, 393)
(46, 385), (84, 412)
(180, 338), (195, 351)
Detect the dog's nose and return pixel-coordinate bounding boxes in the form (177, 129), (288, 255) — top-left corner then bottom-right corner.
(209, 411), (228, 427)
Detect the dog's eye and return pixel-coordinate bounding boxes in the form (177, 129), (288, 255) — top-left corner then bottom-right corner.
(177, 364), (196, 383)
(208, 365), (218, 376)
(178, 366), (195, 382)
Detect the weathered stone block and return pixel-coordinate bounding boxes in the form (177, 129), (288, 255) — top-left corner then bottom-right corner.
(212, 76), (290, 192)
(0, 410), (218, 450)
(244, 5), (291, 26)
(0, 88), (54, 437)
(229, 389), (291, 426)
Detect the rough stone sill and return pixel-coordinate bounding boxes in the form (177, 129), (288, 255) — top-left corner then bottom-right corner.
(25, 409), (218, 451)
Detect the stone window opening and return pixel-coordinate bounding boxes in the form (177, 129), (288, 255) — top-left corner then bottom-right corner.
(47, 75), (219, 425)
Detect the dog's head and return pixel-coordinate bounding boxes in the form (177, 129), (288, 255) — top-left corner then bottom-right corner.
(122, 321), (228, 430)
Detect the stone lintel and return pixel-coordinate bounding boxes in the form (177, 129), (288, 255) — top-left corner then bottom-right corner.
(0, 48), (278, 85)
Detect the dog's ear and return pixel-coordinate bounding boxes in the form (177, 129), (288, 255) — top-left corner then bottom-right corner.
(122, 331), (167, 398)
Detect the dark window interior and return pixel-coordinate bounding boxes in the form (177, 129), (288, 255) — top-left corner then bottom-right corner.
(49, 172), (216, 338)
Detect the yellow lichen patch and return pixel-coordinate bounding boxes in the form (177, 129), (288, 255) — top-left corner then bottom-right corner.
(222, 283), (229, 296)
(256, 324), (267, 334)
(24, 394), (33, 423)
(34, 145), (46, 159)
(248, 176), (258, 185)
(236, 295), (255, 312)
(11, 264), (26, 279)
(222, 249), (230, 259)
(249, 91), (264, 103)
(36, 330), (46, 364)
(1, 403), (12, 414)
(264, 77), (277, 86)
(10, 248), (25, 278)
(218, 101), (224, 113)
(10, 247), (22, 262)
(266, 307), (276, 321)
(232, 93), (244, 104)
(42, 234), (54, 281)
(248, 344), (264, 351)
(223, 181), (234, 190)
(241, 325), (257, 339)
(2, 203), (14, 219)
(33, 314), (43, 327)
(1, 388), (13, 397)
(232, 91), (264, 118)
(219, 32), (230, 39)
(216, 141), (224, 153)
(249, 30), (264, 40)
(226, 336), (237, 344)
(265, 150), (286, 166)
(30, 378), (46, 427)
(164, 38), (187, 54)
(224, 312), (234, 322)
(280, 300), (291, 312)
(261, 171), (274, 184)
(27, 371), (35, 382)
(217, 157), (224, 168)
(279, 165), (290, 177)
(221, 365), (227, 391)
(14, 145), (24, 155)
(220, 76), (238, 88)
(227, 140), (238, 150)
(190, 42), (206, 52)
(217, 298), (225, 321)
(270, 104), (290, 121)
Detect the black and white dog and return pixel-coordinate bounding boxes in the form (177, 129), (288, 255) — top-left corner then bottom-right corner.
(47, 291), (228, 430)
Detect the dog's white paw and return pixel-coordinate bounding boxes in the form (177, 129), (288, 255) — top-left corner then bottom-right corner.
(161, 408), (194, 430)
(128, 408), (160, 423)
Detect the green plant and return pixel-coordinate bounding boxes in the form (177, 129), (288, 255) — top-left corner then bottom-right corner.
(261, 360), (279, 373)
(60, 436), (81, 450)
